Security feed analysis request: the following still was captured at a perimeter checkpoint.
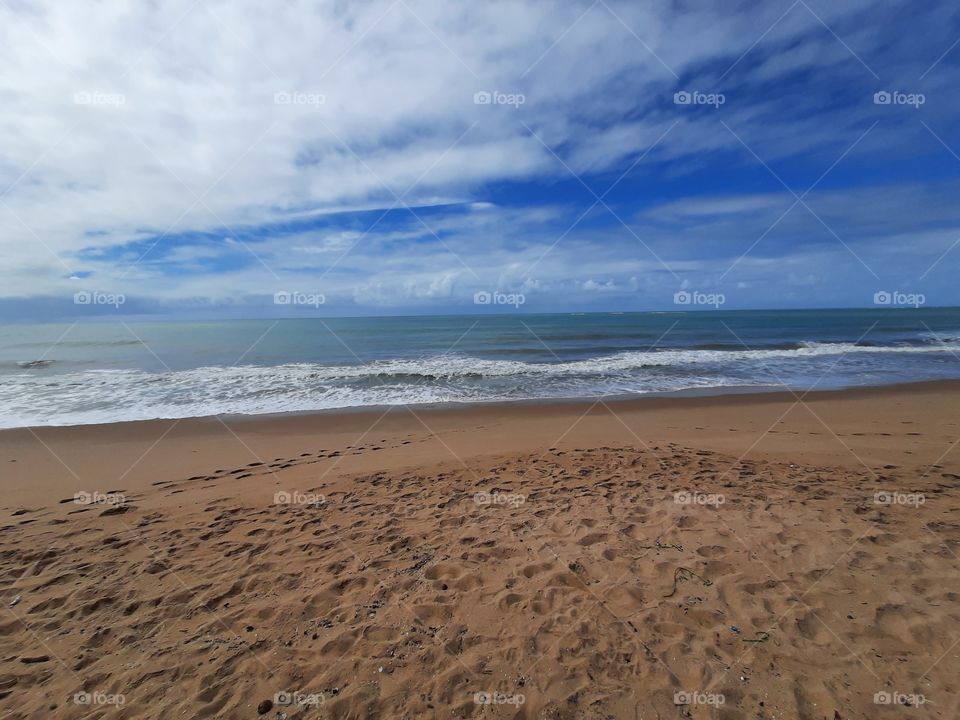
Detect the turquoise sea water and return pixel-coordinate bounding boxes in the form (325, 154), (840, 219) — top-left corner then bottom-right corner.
(1, 308), (958, 427)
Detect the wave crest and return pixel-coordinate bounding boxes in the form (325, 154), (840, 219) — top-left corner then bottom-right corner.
(2, 340), (959, 427)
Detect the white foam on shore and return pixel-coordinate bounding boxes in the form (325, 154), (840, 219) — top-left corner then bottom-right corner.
(2, 341), (958, 428)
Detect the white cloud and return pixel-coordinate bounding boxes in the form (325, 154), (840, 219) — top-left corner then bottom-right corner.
(0, 0), (955, 314)
(583, 278), (618, 292)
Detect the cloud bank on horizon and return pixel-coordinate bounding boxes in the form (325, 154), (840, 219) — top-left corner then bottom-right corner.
(1, 0), (958, 319)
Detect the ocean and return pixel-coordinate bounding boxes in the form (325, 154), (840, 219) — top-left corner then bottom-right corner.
(1, 308), (959, 428)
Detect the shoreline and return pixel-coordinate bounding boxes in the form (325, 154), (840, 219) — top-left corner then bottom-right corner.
(4, 378), (959, 510)
(4, 377), (959, 435)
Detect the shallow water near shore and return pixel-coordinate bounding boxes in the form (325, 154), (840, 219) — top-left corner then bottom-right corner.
(1, 308), (959, 427)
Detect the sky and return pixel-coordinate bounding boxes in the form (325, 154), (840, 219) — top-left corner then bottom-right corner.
(0, 0), (958, 320)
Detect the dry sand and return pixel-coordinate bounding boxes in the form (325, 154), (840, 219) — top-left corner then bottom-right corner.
(1, 382), (959, 718)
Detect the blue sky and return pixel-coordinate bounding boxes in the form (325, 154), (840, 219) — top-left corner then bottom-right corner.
(1, 0), (958, 320)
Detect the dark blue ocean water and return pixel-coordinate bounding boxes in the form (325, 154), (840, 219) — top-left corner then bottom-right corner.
(1, 308), (959, 427)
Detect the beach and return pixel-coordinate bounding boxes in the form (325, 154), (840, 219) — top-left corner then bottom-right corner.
(2, 381), (958, 718)
(3, 0), (959, 715)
